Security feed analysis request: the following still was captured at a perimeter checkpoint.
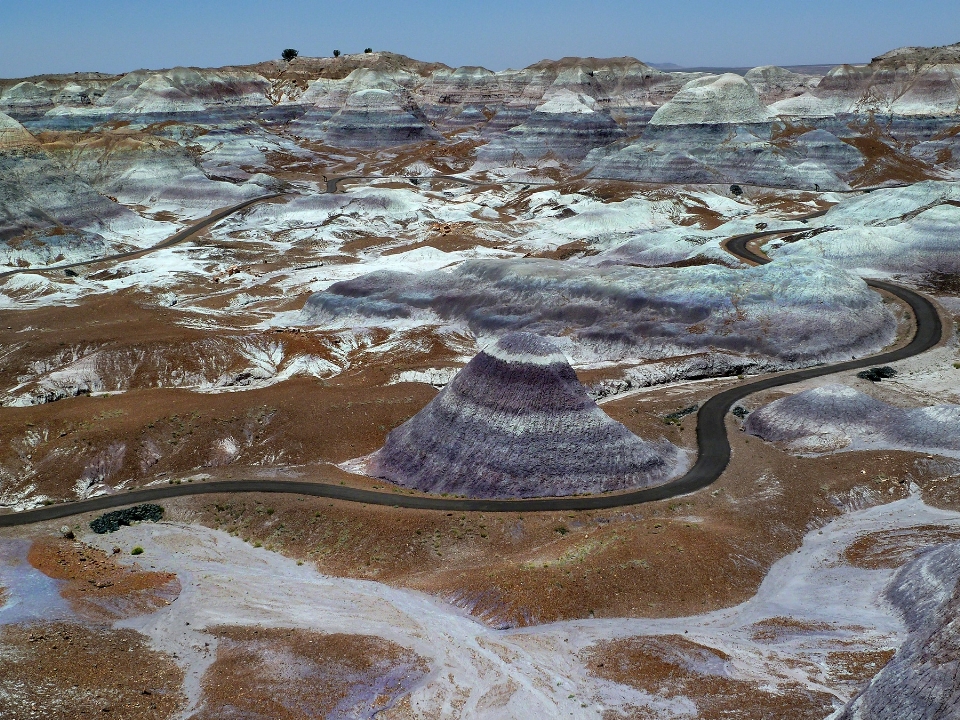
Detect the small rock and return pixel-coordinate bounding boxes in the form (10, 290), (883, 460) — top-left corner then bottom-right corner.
(59, 525), (75, 539)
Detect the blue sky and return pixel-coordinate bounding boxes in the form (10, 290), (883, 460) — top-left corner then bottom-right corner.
(2, 0), (958, 77)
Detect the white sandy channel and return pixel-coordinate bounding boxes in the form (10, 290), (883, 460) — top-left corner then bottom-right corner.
(83, 487), (960, 719)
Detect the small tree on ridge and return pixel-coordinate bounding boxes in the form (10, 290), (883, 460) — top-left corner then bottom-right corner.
(282, 48), (299, 62)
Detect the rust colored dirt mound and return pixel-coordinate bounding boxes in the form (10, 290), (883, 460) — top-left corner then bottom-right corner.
(28, 536), (180, 621)
(585, 635), (835, 720)
(192, 626), (428, 719)
(0, 621), (185, 719)
(844, 525), (960, 569)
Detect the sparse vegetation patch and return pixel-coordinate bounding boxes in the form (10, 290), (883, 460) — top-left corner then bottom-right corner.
(90, 503), (164, 534)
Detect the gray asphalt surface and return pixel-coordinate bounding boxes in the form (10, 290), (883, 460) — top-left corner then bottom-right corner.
(0, 193), (281, 281)
(0, 197), (943, 525)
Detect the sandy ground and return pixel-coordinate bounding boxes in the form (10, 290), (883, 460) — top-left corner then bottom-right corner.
(0, 486), (940, 719)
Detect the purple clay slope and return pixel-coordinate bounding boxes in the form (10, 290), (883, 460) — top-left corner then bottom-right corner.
(838, 541), (960, 720)
(369, 332), (682, 499)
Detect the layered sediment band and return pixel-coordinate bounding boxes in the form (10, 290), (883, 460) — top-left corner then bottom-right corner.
(369, 332), (681, 498)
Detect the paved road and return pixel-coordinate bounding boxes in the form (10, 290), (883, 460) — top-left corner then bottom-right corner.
(325, 174), (547, 194)
(0, 226), (942, 524)
(0, 194), (282, 281)
(328, 174), (908, 196)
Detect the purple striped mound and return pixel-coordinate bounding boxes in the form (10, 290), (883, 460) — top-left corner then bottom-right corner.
(368, 332), (683, 499)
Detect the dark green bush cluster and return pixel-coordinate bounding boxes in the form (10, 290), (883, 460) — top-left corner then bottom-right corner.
(664, 405), (698, 426)
(857, 366), (897, 382)
(731, 405), (750, 419)
(90, 504), (164, 534)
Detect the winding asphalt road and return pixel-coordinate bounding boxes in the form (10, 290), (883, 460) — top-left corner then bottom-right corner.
(0, 193), (282, 281)
(325, 174), (549, 193)
(0, 203), (944, 525)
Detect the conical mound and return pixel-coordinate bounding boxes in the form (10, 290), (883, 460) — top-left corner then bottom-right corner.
(369, 332), (682, 498)
(0, 110), (39, 151)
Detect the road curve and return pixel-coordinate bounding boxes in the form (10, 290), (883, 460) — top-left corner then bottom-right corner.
(0, 219), (944, 525)
(325, 174), (548, 194)
(0, 193), (282, 281)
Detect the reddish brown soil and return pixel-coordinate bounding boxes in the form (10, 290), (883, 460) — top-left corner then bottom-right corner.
(377, 138), (483, 175)
(844, 525), (960, 569)
(845, 136), (941, 186)
(27, 537), (180, 621)
(340, 234), (408, 253)
(381, 231), (506, 255)
(0, 375), (434, 501)
(771, 121), (817, 144)
(751, 191), (833, 217)
(0, 291), (439, 498)
(751, 616), (834, 642)
(585, 635), (835, 720)
(242, 52), (446, 85)
(191, 626), (427, 719)
(825, 649), (895, 683)
(917, 271), (960, 296)
(0, 621), (185, 719)
(532, 240), (601, 260)
(677, 202), (728, 230)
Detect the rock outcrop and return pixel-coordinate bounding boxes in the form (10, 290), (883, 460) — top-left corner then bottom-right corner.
(477, 89), (627, 163)
(296, 87), (442, 147)
(648, 74), (774, 126)
(768, 93), (836, 119)
(745, 383), (960, 455)
(367, 332), (682, 498)
(2, 43), (958, 186)
(0, 110), (39, 151)
(772, 181), (960, 273)
(582, 73), (861, 190)
(584, 123), (861, 190)
(0, 111), (169, 266)
(816, 44), (960, 116)
(837, 540), (960, 719)
(744, 65), (814, 104)
(302, 256), (895, 367)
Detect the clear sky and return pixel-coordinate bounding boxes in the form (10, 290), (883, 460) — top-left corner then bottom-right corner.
(2, 0), (958, 77)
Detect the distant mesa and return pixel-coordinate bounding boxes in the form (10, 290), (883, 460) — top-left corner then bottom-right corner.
(318, 87), (442, 148)
(767, 93), (836, 119)
(366, 332), (683, 499)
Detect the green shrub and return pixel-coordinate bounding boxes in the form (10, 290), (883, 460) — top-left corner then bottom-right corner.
(131, 546), (144, 555)
(91, 504), (164, 534)
(857, 366), (897, 382)
(664, 405), (698, 426)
